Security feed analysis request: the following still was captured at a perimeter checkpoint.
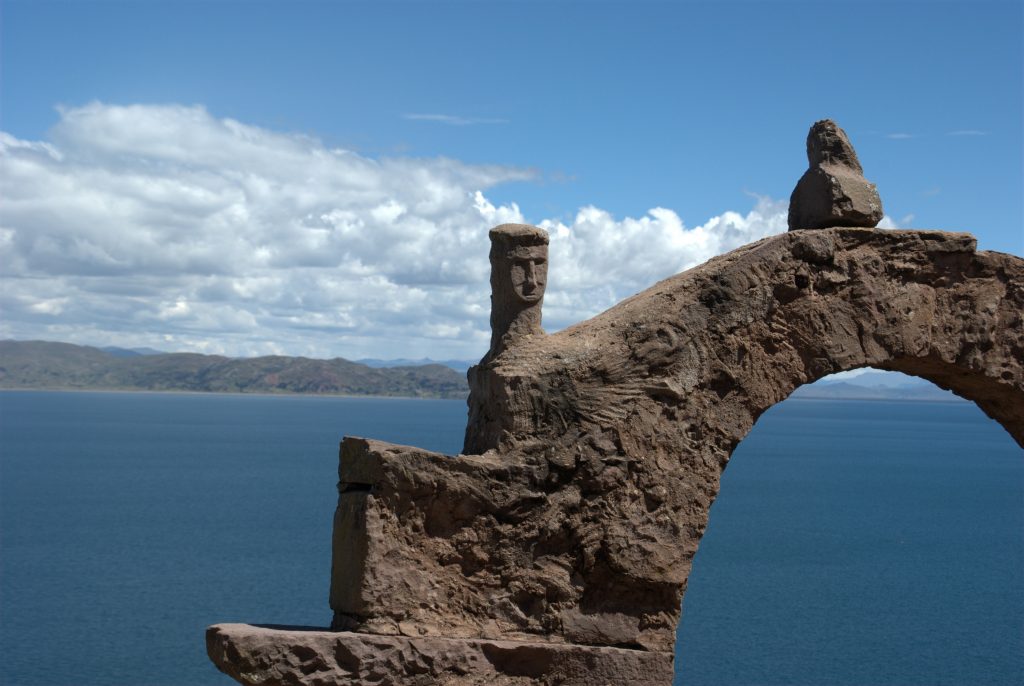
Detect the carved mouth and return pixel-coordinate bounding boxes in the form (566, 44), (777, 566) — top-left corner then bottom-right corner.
(517, 287), (543, 303)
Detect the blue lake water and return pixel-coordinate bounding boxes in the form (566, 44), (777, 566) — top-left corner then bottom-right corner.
(0, 390), (1021, 685)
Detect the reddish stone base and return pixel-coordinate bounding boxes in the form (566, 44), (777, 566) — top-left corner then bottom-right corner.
(206, 623), (674, 685)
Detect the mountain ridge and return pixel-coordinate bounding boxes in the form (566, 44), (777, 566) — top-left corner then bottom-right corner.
(358, 357), (475, 373)
(0, 340), (469, 399)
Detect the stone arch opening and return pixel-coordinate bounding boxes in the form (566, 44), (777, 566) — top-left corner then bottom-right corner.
(713, 352), (1024, 496)
(674, 370), (1024, 685)
(732, 354), (1023, 455)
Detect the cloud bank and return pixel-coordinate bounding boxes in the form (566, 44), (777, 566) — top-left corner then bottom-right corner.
(3, 103), (824, 360)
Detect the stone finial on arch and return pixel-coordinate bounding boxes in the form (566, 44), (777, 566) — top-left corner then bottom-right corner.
(789, 119), (884, 231)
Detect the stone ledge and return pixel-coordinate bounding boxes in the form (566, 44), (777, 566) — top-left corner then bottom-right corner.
(206, 623), (674, 685)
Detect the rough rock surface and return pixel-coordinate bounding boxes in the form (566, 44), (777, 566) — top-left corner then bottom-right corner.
(212, 224), (1023, 685)
(207, 624), (672, 685)
(332, 228), (1022, 658)
(788, 119), (883, 230)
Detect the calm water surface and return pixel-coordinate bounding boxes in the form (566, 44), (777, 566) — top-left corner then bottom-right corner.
(0, 391), (1021, 685)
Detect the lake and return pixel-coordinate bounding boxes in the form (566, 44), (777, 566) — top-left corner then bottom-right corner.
(0, 390), (1021, 685)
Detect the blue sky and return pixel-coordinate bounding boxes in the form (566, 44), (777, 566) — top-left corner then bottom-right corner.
(2, 0), (1021, 360)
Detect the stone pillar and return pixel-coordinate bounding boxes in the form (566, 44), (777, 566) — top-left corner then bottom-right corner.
(465, 223), (550, 453)
(487, 223), (549, 354)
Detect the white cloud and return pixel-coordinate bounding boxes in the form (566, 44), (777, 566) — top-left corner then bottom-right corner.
(403, 113), (508, 126)
(2, 102), (802, 360)
(877, 213), (912, 230)
(537, 196), (789, 328)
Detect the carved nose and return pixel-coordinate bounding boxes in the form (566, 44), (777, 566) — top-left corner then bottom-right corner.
(524, 261), (536, 286)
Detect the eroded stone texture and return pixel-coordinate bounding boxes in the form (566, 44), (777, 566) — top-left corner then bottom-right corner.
(214, 222), (1023, 685)
(207, 624), (672, 686)
(788, 119), (883, 230)
(334, 228), (1022, 661)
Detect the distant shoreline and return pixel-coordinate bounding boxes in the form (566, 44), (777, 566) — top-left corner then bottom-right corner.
(786, 394), (966, 404)
(0, 340), (470, 399)
(0, 387), (467, 401)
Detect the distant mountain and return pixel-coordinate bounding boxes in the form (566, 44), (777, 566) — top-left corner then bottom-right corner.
(791, 370), (963, 402)
(0, 340), (468, 399)
(100, 346), (165, 358)
(816, 369), (927, 389)
(358, 358), (476, 373)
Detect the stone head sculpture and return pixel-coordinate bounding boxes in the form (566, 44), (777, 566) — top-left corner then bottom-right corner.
(488, 223), (549, 353)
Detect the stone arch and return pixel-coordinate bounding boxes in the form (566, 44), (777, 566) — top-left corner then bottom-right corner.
(459, 227), (1022, 656)
(468, 228), (1022, 454)
(211, 227), (1023, 686)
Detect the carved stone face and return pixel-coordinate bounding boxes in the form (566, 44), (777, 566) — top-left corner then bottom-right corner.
(507, 245), (548, 304)
(487, 223), (549, 353)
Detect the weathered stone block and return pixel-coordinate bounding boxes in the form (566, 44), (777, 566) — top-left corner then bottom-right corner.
(207, 624), (674, 686)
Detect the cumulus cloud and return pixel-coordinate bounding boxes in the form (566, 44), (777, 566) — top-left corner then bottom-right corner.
(538, 198), (788, 329)
(2, 102), (801, 360)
